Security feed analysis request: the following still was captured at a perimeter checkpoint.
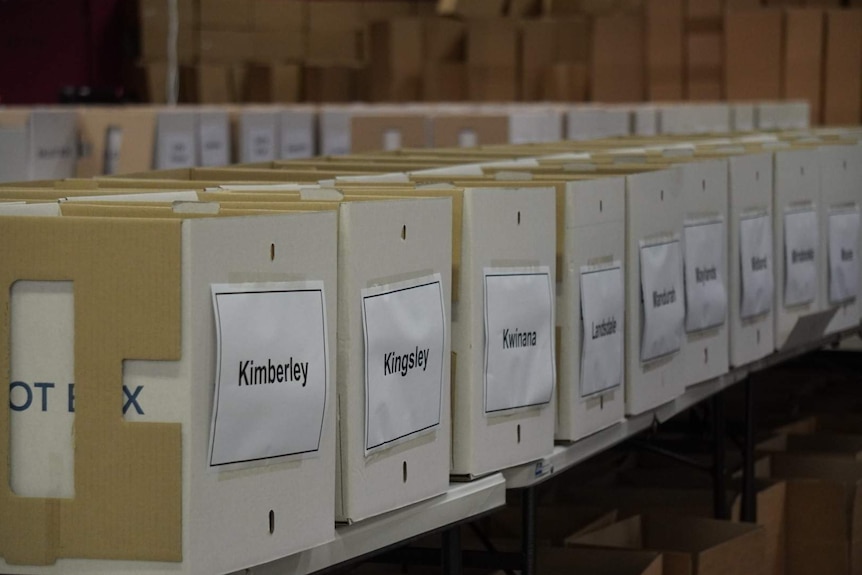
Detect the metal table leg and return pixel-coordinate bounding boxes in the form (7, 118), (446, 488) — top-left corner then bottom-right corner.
(521, 487), (537, 575)
(712, 392), (728, 520)
(740, 377), (757, 523)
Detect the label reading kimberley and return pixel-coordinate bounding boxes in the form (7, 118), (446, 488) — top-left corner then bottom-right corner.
(209, 282), (328, 468)
(362, 274), (445, 454)
(484, 268), (554, 414)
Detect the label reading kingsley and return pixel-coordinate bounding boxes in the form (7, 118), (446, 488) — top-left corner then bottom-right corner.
(784, 207), (819, 307)
(639, 237), (685, 362)
(683, 218), (727, 332)
(829, 207), (860, 305)
(579, 263), (624, 399)
(739, 212), (774, 319)
(209, 282), (328, 468)
(362, 274), (445, 454)
(483, 268), (555, 414)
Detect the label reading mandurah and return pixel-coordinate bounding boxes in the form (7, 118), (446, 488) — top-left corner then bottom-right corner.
(484, 268), (555, 414)
(209, 282), (328, 468)
(579, 262), (624, 399)
(362, 274), (445, 454)
(829, 207), (860, 305)
(784, 207), (818, 307)
(684, 218), (727, 332)
(639, 237), (685, 362)
(739, 212), (774, 319)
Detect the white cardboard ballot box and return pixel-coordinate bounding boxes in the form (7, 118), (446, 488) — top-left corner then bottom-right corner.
(279, 107), (316, 160)
(625, 168), (686, 415)
(677, 159), (730, 387)
(0, 209), (338, 575)
(155, 110), (197, 170)
(773, 147), (823, 349)
(557, 176), (627, 441)
(236, 109), (279, 164)
(726, 152), (776, 367)
(819, 144), (862, 334)
(196, 109), (231, 167)
(336, 197), (452, 523)
(450, 186), (556, 477)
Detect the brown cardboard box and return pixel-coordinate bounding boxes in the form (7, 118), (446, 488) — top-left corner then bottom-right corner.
(483, 505), (618, 546)
(251, 0), (305, 31)
(467, 67), (518, 101)
(521, 20), (557, 101)
(200, 0), (253, 29)
(431, 114), (509, 146)
(591, 15), (645, 102)
(140, 24), (197, 64)
(424, 18), (466, 62)
(510, 0), (543, 17)
(139, 0), (196, 29)
(782, 9), (824, 124)
(467, 19), (519, 68)
(540, 547), (663, 575)
(822, 9), (862, 125)
(367, 19), (424, 102)
(361, 1), (416, 22)
(646, 0), (684, 100)
(180, 64), (237, 103)
(198, 30), (254, 63)
(568, 514), (767, 575)
(304, 66), (358, 102)
(307, 1), (365, 64)
(350, 115), (428, 152)
(422, 63), (468, 101)
(251, 31), (305, 63)
(724, 9), (782, 101)
(438, 0), (507, 18)
(686, 0), (723, 31)
(543, 62), (589, 101)
(142, 62), (168, 104)
(544, 0), (644, 16)
(76, 108), (157, 177)
(555, 17), (590, 63)
(243, 63), (301, 102)
(686, 31), (722, 100)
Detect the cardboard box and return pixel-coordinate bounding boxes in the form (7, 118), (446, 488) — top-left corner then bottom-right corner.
(349, 114), (428, 152)
(467, 19), (519, 68)
(731, 103), (756, 132)
(431, 114), (510, 147)
(140, 23), (197, 64)
(591, 15), (645, 102)
(251, 0), (305, 31)
(556, 176), (627, 441)
(139, 0), (196, 29)
(568, 514), (766, 575)
(307, 1), (364, 64)
(251, 30), (305, 63)
(0, 208), (338, 573)
(362, 1), (416, 22)
(198, 30), (254, 63)
(304, 66), (358, 103)
(154, 110), (197, 170)
(822, 10), (862, 125)
(646, 0), (684, 100)
(424, 18), (466, 62)
(234, 108), (279, 163)
(450, 186), (557, 477)
(686, 32), (723, 101)
(181, 64), (237, 104)
(686, 0), (724, 30)
(540, 548), (663, 575)
(725, 10), (783, 101)
(334, 197), (453, 523)
(521, 20), (557, 101)
(0, 109), (78, 181)
(555, 17), (590, 64)
(438, 0), (507, 18)
(200, 0), (253, 29)
(423, 63), (468, 101)
(0, 127), (28, 183)
(782, 9), (824, 125)
(243, 63), (302, 103)
(76, 107), (157, 177)
(566, 107), (631, 141)
(196, 109), (232, 167)
(543, 63), (589, 102)
(367, 19), (424, 102)
(467, 66), (518, 101)
(278, 107), (316, 159)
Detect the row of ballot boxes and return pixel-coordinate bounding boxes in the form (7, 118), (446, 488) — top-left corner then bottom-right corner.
(0, 125), (859, 575)
(0, 101), (810, 182)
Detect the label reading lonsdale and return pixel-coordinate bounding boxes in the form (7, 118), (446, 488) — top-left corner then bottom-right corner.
(483, 268), (555, 414)
(579, 263), (624, 399)
(684, 218), (727, 332)
(639, 237), (685, 362)
(784, 207), (818, 307)
(829, 207), (860, 305)
(739, 213), (774, 319)
(362, 275), (445, 454)
(209, 282), (328, 468)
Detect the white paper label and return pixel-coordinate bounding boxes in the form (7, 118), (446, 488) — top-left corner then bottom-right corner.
(209, 283), (328, 468)
(828, 208), (860, 304)
(739, 213), (774, 319)
(199, 120), (229, 167)
(483, 268), (555, 414)
(160, 132), (195, 169)
(639, 238), (685, 362)
(280, 125), (313, 159)
(383, 129), (402, 151)
(103, 125), (123, 175)
(246, 127), (276, 162)
(362, 275), (445, 454)
(684, 219), (727, 332)
(579, 263), (624, 398)
(459, 129), (478, 148)
(784, 208), (819, 307)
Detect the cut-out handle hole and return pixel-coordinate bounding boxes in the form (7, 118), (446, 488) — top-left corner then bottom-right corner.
(702, 180), (706, 191)
(800, 166), (805, 176)
(599, 199), (603, 212)
(660, 189), (664, 201)
(270, 243), (275, 261)
(704, 348), (709, 364)
(402, 460), (408, 483)
(401, 225), (407, 241)
(517, 211), (521, 225)
(844, 160), (848, 170)
(756, 329), (761, 344)
(755, 171), (760, 182)
(269, 510), (275, 534)
(516, 424), (521, 444)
